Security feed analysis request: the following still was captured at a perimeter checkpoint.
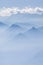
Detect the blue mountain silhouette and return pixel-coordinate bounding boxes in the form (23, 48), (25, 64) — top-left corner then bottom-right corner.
(38, 26), (43, 32)
(26, 27), (39, 34)
(0, 22), (7, 29)
(29, 27), (38, 32)
(0, 22), (6, 27)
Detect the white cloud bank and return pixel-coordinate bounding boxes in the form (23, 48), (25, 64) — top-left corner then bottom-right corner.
(0, 7), (43, 17)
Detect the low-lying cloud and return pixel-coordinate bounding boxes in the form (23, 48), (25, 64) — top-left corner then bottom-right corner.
(0, 7), (43, 17)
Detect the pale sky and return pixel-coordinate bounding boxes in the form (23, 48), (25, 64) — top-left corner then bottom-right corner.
(0, 0), (43, 25)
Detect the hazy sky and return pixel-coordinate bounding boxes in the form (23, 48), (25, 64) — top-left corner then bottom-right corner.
(0, 0), (43, 7)
(0, 0), (43, 25)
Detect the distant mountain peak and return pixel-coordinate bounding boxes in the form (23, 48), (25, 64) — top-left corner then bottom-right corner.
(0, 22), (6, 25)
(29, 27), (38, 32)
(10, 24), (20, 28)
(9, 24), (21, 31)
(0, 22), (7, 28)
(25, 26), (39, 35)
(10, 24), (21, 29)
(31, 27), (37, 30)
